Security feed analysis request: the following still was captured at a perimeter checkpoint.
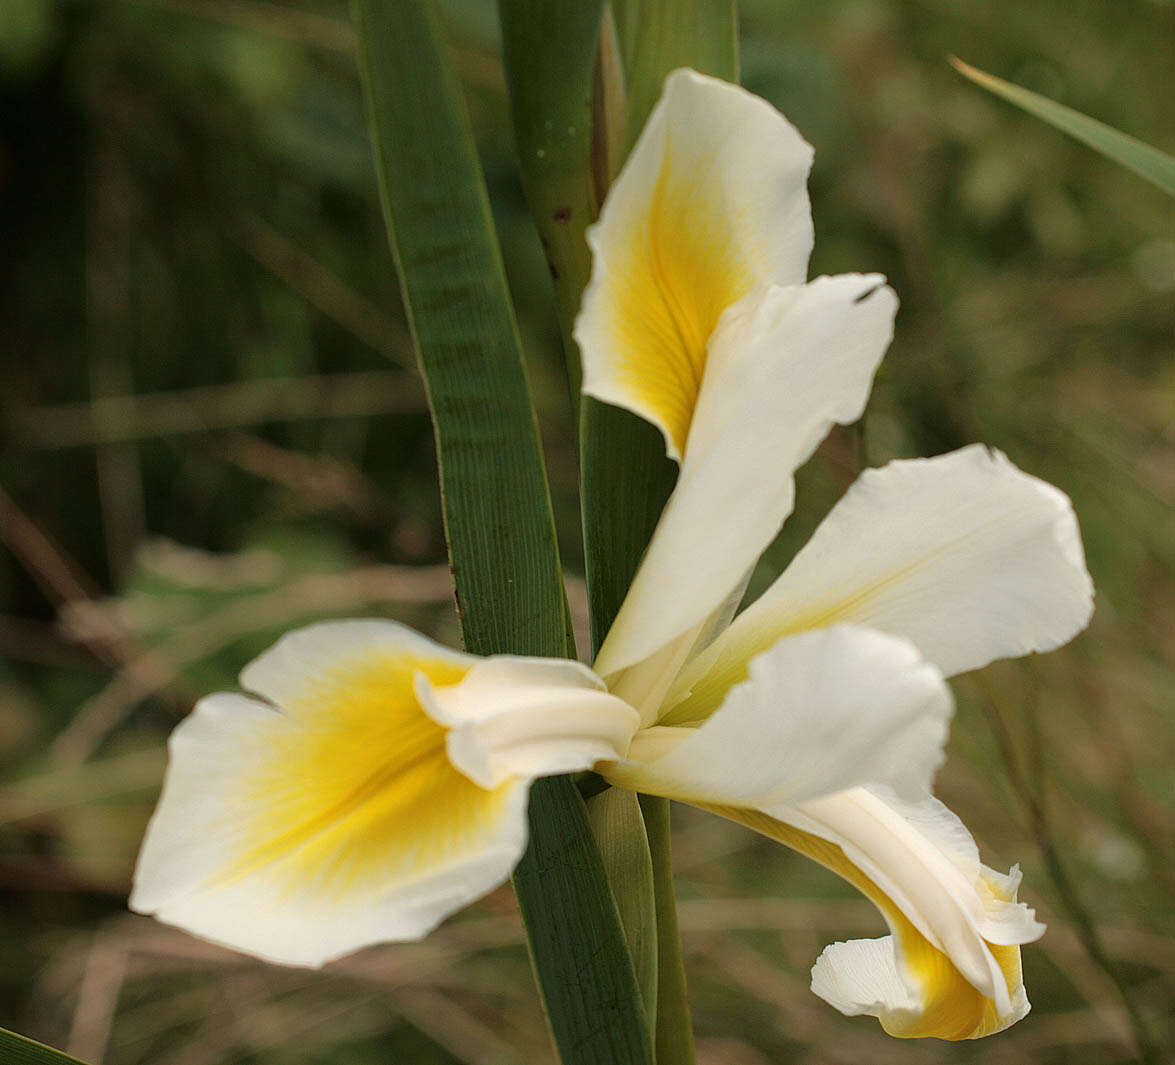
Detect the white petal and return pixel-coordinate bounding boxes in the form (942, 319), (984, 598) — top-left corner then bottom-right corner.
(130, 694), (525, 967)
(603, 621), (709, 728)
(810, 935), (1030, 1039)
(709, 790), (1041, 1040)
(595, 277), (898, 686)
(417, 657), (639, 789)
(667, 445), (1093, 721)
(790, 789), (1044, 995)
(131, 621), (633, 967)
(239, 618), (473, 713)
(810, 935), (919, 1018)
(603, 626), (951, 805)
(577, 68), (814, 463)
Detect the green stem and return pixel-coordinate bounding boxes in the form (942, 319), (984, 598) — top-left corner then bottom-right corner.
(640, 795), (696, 1065)
(500, 6), (740, 1063)
(581, 6), (741, 1047)
(586, 786), (660, 1025)
(514, 779), (655, 1065)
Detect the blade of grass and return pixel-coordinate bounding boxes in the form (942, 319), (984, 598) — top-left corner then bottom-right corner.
(951, 57), (1175, 198)
(0, 1029), (89, 1065)
(351, 2), (652, 1062)
(639, 793), (695, 1065)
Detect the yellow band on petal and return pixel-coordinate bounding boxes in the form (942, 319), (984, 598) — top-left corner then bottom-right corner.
(665, 446), (1094, 721)
(889, 918), (1024, 1040)
(224, 653), (511, 901)
(131, 620), (630, 966)
(601, 159), (754, 458)
(704, 804), (1021, 1041)
(576, 69), (815, 462)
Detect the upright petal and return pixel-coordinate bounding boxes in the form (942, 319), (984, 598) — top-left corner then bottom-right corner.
(603, 625), (951, 806)
(576, 68), (814, 463)
(709, 788), (1043, 1040)
(131, 621), (636, 967)
(596, 276), (897, 690)
(666, 445), (1093, 722)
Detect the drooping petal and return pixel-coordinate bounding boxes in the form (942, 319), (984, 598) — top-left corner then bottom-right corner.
(131, 621), (636, 967)
(810, 929), (1028, 1039)
(576, 68), (815, 464)
(603, 626), (951, 806)
(665, 445), (1093, 723)
(706, 787), (1043, 1040)
(595, 276), (897, 695)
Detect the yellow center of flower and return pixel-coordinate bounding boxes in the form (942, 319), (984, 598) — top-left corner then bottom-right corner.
(221, 653), (512, 901)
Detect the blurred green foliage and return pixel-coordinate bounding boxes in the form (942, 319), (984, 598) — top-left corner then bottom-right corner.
(0, 1), (1171, 1063)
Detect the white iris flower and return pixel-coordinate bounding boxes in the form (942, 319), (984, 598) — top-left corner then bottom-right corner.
(131, 69), (1093, 1042)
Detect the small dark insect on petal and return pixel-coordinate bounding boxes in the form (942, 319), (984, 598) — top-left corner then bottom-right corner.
(854, 281), (885, 304)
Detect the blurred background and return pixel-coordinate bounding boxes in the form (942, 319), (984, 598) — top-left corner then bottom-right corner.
(1, 1), (1172, 1062)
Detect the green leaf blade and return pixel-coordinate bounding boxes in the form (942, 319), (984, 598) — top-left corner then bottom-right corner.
(0, 1028), (89, 1065)
(352, 3), (653, 1062)
(951, 57), (1175, 198)
(518, 778), (654, 1065)
(353, 0), (567, 659)
(498, 0), (606, 399)
(496, 10), (665, 1054)
(612, 0), (738, 149)
(587, 785), (659, 1024)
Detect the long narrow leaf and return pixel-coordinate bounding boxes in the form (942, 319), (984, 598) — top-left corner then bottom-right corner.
(587, 786), (659, 1024)
(498, 0), (607, 399)
(352, 0), (567, 658)
(0, 1029), (88, 1065)
(351, 3), (653, 1062)
(951, 57), (1175, 197)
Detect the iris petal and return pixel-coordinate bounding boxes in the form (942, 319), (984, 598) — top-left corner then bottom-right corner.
(132, 621), (636, 967)
(577, 68), (814, 461)
(667, 445), (1093, 722)
(708, 789), (1041, 1040)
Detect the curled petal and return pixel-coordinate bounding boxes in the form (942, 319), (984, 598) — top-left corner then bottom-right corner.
(811, 931), (1028, 1040)
(596, 276), (897, 690)
(577, 67), (814, 462)
(708, 788), (1043, 1040)
(667, 445), (1094, 722)
(131, 621), (636, 967)
(603, 626), (951, 806)
(418, 657), (639, 789)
